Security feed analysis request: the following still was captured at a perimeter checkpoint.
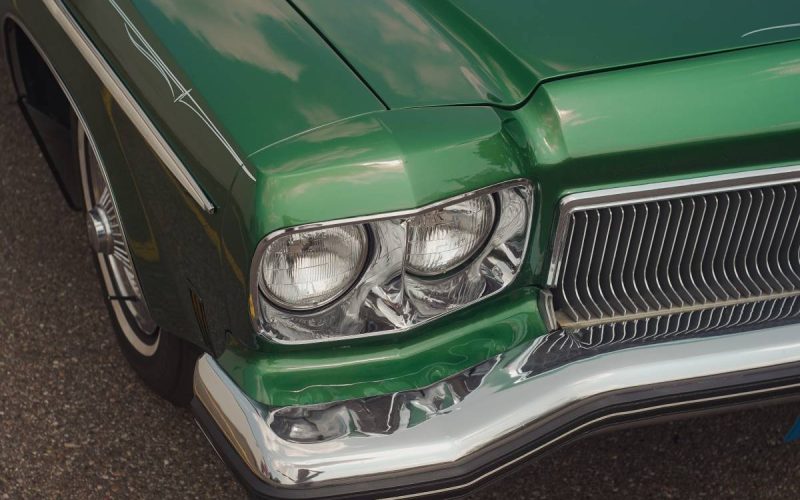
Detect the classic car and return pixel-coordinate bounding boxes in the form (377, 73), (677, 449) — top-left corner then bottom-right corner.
(3, 0), (800, 497)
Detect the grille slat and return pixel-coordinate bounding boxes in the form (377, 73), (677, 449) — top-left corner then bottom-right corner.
(711, 196), (729, 297)
(650, 201), (672, 307)
(716, 193), (740, 299)
(766, 187), (795, 292)
(742, 190), (765, 293)
(614, 206), (637, 312)
(601, 208), (625, 314)
(553, 180), (800, 330)
(783, 187), (800, 283)
(583, 210), (604, 318)
(752, 188), (776, 293)
(772, 186), (796, 290)
(591, 209), (614, 316)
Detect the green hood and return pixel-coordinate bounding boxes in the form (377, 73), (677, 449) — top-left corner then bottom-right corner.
(296, 0), (800, 108)
(84, 0), (800, 159)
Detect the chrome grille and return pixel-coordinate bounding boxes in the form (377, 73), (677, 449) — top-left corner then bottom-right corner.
(525, 295), (800, 374)
(550, 168), (800, 330)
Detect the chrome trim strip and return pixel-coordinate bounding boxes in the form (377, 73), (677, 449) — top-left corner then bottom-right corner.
(194, 321), (800, 493)
(538, 289), (558, 331)
(547, 164), (800, 287)
(248, 178), (533, 344)
(41, 0), (217, 214)
(106, 0), (255, 182)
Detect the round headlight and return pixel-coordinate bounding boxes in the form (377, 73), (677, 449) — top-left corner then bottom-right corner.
(259, 226), (368, 311)
(406, 194), (495, 276)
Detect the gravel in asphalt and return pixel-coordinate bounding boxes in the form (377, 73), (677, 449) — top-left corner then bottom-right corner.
(2, 57), (800, 500)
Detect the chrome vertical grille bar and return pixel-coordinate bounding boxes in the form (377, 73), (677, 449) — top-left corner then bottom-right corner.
(549, 167), (800, 330)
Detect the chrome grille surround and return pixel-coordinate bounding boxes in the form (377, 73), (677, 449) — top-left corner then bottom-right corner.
(548, 165), (800, 332)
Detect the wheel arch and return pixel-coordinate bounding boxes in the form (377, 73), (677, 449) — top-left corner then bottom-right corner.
(1, 11), (228, 355)
(3, 16), (82, 209)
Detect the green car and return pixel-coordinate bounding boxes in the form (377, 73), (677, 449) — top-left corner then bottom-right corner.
(4, 0), (800, 497)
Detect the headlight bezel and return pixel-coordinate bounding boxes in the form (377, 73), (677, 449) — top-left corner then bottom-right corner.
(249, 179), (534, 344)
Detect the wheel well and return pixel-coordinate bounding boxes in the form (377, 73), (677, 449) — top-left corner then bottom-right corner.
(3, 18), (83, 210)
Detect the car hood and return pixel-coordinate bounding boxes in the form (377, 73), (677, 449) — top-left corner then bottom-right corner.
(296, 0), (800, 108)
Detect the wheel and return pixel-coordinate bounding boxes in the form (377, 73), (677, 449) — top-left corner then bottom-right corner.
(77, 116), (198, 405)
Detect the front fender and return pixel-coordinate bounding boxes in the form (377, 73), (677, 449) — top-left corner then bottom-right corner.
(217, 105), (545, 405)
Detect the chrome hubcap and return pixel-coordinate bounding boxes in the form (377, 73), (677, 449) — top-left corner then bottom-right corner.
(86, 207), (114, 255)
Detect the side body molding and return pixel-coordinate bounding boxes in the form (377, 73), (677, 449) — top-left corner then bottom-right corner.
(42, 0), (215, 213)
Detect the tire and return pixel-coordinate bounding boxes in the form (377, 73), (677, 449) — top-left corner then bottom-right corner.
(76, 114), (198, 405)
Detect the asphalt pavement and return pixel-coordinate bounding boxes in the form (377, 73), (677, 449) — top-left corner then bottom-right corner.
(2, 62), (800, 500)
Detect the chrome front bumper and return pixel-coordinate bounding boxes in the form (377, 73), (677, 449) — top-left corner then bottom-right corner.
(192, 323), (800, 499)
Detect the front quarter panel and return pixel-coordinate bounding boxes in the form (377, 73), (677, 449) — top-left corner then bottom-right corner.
(219, 105), (546, 405)
(5, 0), (385, 353)
(4, 0), (237, 350)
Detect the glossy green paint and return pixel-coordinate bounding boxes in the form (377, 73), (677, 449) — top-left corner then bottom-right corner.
(47, 0), (387, 354)
(522, 39), (800, 284)
(127, 0), (384, 155)
(7, 0), (800, 408)
(5, 0), (247, 352)
(297, 0), (800, 108)
(67, 0), (240, 206)
(249, 106), (533, 233)
(50, 0), (248, 352)
(34, 0), (378, 355)
(219, 40), (800, 406)
(217, 104), (544, 404)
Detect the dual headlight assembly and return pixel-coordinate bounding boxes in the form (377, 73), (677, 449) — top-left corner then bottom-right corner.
(251, 180), (533, 343)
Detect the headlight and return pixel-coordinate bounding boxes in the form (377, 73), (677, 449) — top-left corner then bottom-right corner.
(251, 180), (533, 343)
(259, 226), (368, 310)
(406, 195), (495, 276)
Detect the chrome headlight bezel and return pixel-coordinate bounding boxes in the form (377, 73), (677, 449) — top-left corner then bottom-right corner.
(249, 179), (534, 344)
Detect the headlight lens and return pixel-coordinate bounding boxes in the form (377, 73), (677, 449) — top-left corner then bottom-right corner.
(406, 195), (495, 276)
(259, 226), (368, 310)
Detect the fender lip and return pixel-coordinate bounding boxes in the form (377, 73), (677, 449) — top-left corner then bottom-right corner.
(191, 322), (800, 499)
